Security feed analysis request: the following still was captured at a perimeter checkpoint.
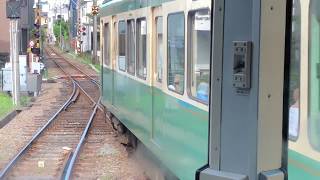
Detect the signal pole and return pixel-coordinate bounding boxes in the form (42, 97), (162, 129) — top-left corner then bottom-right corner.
(92, 0), (98, 64)
(6, 0), (21, 106)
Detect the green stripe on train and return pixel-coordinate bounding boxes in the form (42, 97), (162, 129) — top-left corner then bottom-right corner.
(288, 150), (320, 180)
(99, 0), (174, 17)
(102, 67), (208, 180)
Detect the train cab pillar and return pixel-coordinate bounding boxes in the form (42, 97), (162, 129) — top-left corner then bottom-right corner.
(199, 0), (290, 179)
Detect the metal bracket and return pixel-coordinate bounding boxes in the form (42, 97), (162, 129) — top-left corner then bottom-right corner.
(199, 168), (248, 180)
(259, 169), (285, 180)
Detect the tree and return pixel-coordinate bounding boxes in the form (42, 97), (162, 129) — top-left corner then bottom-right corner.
(53, 19), (69, 43)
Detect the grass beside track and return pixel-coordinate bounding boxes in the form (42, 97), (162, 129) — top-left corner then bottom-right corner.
(0, 93), (13, 118)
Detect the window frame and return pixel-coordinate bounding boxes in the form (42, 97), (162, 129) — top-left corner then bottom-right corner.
(118, 20), (127, 72)
(136, 17), (148, 80)
(167, 12), (186, 95)
(126, 18), (136, 76)
(187, 9), (211, 105)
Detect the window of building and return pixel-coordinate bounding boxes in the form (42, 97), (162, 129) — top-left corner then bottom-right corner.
(127, 19), (136, 75)
(118, 21), (126, 71)
(188, 9), (211, 104)
(155, 17), (163, 83)
(308, 0), (320, 150)
(104, 23), (110, 66)
(167, 13), (185, 94)
(136, 18), (147, 79)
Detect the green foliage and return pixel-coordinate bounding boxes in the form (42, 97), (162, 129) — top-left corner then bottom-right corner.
(0, 93), (13, 118)
(20, 95), (31, 107)
(53, 19), (69, 41)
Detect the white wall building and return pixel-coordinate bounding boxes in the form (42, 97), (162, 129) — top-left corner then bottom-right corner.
(79, 0), (103, 53)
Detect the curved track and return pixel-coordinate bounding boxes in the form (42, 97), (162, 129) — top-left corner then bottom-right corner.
(0, 46), (102, 180)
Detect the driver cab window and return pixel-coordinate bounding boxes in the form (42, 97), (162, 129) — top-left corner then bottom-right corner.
(288, 0), (301, 141)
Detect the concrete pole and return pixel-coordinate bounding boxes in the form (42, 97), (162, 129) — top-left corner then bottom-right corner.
(77, 0), (80, 55)
(9, 19), (20, 106)
(60, 1), (63, 51)
(92, 0), (97, 64)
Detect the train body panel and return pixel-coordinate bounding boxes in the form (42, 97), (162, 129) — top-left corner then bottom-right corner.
(288, 150), (320, 180)
(102, 67), (208, 179)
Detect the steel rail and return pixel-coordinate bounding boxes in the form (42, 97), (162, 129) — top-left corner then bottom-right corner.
(49, 57), (104, 112)
(50, 47), (101, 87)
(61, 97), (101, 180)
(46, 47), (104, 112)
(46, 47), (103, 180)
(0, 81), (77, 179)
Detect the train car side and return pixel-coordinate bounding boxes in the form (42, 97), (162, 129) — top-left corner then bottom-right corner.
(100, 0), (211, 179)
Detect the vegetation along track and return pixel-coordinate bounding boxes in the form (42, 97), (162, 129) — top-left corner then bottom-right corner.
(0, 46), (102, 179)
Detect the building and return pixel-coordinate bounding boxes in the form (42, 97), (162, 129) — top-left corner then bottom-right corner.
(69, 0), (102, 56)
(0, 0), (35, 69)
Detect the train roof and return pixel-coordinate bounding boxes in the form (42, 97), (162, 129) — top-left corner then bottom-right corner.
(99, 0), (173, 17)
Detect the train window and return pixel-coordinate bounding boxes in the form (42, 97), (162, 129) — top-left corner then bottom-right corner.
(188, 9), (211, 104)
(288, 0), (301, 142)
(155, 17), (163, 83)
(118, 21), (126, 71)
(104, 23), (110, 67)
(167, 13), (185, 94)
(136, 18), (147, 79)
(308, 0), (320, 150)
(127, 19), (136, 75)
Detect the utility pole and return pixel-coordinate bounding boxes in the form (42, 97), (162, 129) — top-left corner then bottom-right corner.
(77, 0), (81, 54)
(92, 0), (98, 64)
(60, 0), (63, 51)
(6, 0), (21, 106)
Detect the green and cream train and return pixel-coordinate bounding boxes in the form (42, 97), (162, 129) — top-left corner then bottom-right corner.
(99, 0), (211, 179)
(99, 0), (320, 179)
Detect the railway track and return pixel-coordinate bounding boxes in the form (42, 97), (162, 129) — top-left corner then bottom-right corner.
(0, 46), (103, 179)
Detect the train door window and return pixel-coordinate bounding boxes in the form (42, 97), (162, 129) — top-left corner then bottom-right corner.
(167, 12), (185, 94)
(127, 19), (136, 75)
(155, 17), (163, 83)
(104, 23), (110, 67)
(309, 0), (320, 150)
(136, 18), (147, 79)
(288, 0), (301, 142)
(188, 9), (211, 104)
(118, 21), (126, 71)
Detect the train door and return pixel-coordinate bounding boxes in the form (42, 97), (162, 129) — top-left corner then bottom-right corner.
(151, 6), (163, 143)
(102, 17), (114, 106)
